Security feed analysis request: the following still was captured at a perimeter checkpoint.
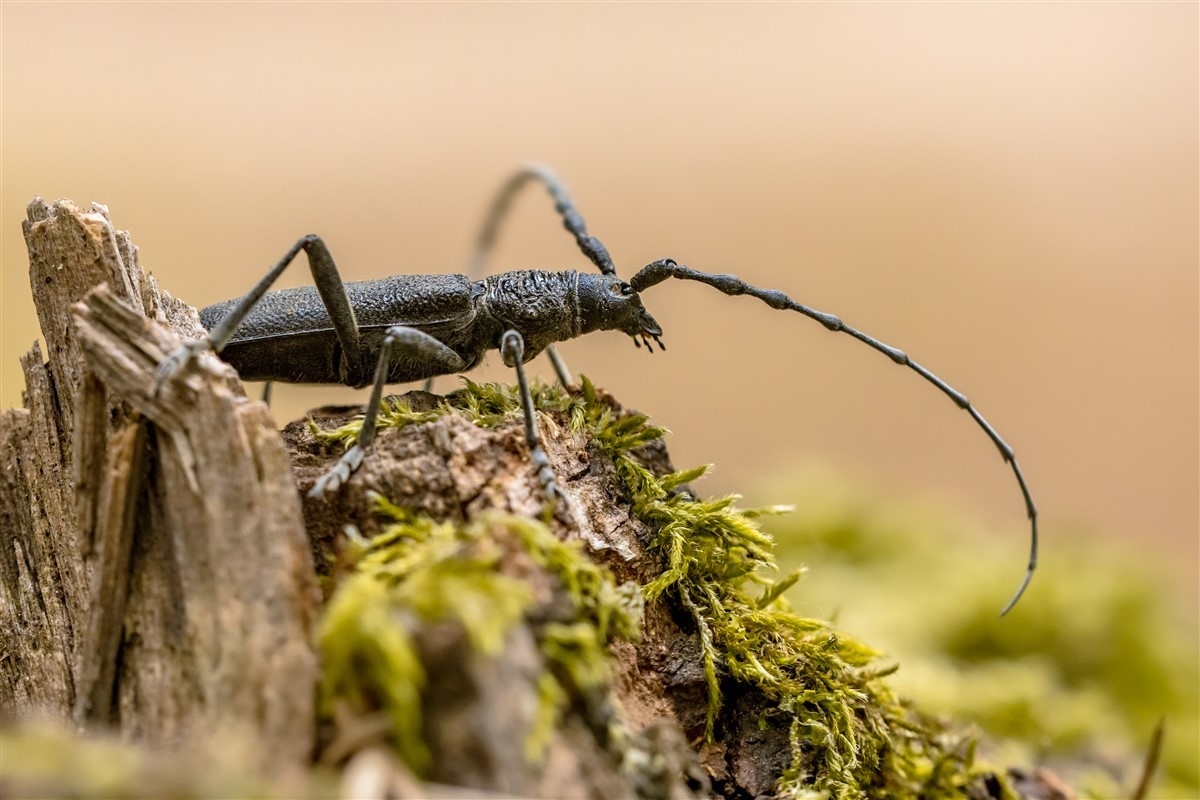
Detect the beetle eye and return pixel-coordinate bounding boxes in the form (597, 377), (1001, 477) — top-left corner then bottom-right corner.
(610, 281), (634, 297)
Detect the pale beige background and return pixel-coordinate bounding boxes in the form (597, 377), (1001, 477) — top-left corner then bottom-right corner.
(2, 4), (1196, 605)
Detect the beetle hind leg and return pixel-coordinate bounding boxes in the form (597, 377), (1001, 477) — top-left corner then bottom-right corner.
(161, 234), (363, 396)
(309, 327), (465, 498)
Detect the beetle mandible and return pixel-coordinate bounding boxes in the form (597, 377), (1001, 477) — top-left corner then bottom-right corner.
(157, 165), (1038, 615)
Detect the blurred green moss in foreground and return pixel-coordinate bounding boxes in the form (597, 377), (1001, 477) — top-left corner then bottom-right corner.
(762, 466), (1199, 800)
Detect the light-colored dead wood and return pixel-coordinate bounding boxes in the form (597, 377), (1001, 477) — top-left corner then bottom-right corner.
(73, 417), (146, 725)
(1, 199), (319, 769)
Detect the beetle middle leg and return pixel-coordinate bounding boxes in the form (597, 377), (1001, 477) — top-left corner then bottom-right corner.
(309, 326), (465, 498)
(310, 328), (562, 504)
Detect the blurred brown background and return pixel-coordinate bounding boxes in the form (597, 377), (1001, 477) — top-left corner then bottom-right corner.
(2, 4), (1196, 607)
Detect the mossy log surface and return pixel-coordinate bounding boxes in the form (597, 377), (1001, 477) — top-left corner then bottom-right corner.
(0, 199), (1071, 799)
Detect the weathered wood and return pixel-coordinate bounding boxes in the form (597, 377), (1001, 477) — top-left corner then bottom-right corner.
(0, 345), (84, 716)
(1, 199), (319, 768)
(1, 200), (185, 720)
(73, 418), (146, 725)
(73, 371), (108, 558)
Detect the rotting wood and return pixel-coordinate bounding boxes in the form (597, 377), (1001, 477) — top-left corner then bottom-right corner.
(1, 199), (319, 769)
(73, 417), (146, 725)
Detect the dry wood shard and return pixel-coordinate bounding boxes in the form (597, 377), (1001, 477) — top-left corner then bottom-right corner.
(2, 199), (319, 769)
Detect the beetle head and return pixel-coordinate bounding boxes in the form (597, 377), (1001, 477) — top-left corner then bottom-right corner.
(577, 273), (664, 351)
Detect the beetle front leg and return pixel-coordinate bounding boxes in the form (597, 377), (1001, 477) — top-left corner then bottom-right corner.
(309, 327), (465, 498)
(500, 329), (559, 504)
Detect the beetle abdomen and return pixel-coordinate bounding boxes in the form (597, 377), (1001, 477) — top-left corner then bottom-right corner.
(199, 274), (475, 341)
(199, 274), (478, 386)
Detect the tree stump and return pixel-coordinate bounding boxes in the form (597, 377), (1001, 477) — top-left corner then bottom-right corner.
(0, 198), (712, 797)
(1, 199), (319, 770)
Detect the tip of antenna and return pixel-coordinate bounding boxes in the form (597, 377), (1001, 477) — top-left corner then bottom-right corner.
(999, 566), (1035, 617)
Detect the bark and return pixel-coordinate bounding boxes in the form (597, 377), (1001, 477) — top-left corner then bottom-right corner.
(283, 399), (712, 799)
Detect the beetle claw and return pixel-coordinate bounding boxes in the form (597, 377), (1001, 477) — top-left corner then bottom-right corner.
(309, 443), (365, 498)
(155, 339), (211, 396)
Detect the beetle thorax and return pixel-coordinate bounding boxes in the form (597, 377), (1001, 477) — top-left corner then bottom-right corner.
(478, 270), (582, 354)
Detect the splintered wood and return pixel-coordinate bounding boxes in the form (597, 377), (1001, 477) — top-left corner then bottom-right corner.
(0, 199), (318, 769)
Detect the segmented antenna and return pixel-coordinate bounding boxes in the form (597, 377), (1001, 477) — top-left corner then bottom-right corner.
(468, 164), (618, 278)
(631, 259), (1038, 615)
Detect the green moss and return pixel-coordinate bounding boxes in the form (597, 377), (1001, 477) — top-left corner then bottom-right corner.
(320, 571), (431, 772)
(762, 467), (1200, 799)
(501, 511), (643, 644)
(528, 669), (569, 763)
(318, 476), (644, 773)
(319, 502), (535, 773)
(0, 721), (333, 799)
(540, 621), (615, 692)
(314, 378), (1013, 797)
(309, 397), (448, 449)
(576, 405), (1001, 799)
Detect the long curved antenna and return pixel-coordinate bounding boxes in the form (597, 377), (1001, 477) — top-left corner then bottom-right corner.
(631, 259), (1038, 615)
(446, 164), (615, 392)
(468, 163), (618, 278)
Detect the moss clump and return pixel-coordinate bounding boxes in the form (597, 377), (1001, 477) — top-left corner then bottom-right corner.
(319, 504), (535, 773)
(0, 720), (332, 799)
(308, 378), (578, 451)
(576, 395), (1000, 799)
(763, 467), (1200, 799)
(308, 399), (447, 449)
(501, 511), (644, 645)
(318, 489), (644, 775)
(314, 378), (1011, 798)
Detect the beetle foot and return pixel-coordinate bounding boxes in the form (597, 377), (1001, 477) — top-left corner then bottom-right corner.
(309, 444), (365, 498)
(530, 445), (562, 510)
(155, 339), (211, 396)
(538, 468), (560, 504)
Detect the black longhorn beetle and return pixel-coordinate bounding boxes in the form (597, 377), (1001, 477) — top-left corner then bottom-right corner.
(156, 165), (1037, 615)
